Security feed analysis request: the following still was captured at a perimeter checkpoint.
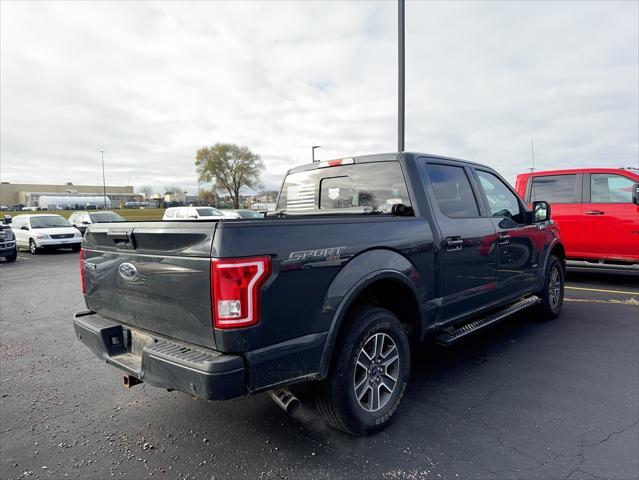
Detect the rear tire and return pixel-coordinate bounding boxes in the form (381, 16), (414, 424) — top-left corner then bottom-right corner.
(29, 239), (39, 255)
(315, 306), (410, 435)
(538, 255), (564, 320)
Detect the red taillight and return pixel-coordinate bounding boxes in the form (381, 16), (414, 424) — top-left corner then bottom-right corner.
(80, 248), (86, 294)
(211, 256), (271, 329)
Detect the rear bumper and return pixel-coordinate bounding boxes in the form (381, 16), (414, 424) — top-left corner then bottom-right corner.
(73, 311), (246, 400)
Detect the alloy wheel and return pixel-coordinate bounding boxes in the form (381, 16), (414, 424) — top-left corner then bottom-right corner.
(353, 332), (400, 412)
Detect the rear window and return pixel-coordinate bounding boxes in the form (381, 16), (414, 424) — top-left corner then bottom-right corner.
(530, 175), (578, 203)
(277, 162), (411, 213)
(195, 207), (222, 217)
(90, 212), (125, 223)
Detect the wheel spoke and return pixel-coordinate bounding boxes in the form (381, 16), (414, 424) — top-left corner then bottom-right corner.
(355, 377), (369, 400)
(356, 355), (372, 371)
(382, 344), (397, 360)
(381, 352), (399, 369)
(371, 384), (381, 410)
(373, 334), (384, 358)
(380, 374), (396, 393)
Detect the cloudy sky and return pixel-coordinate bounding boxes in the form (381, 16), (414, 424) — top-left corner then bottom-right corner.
(1, 1), (637, 194)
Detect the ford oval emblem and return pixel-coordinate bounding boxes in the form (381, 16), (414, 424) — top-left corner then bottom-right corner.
(118, 262), (138, 280)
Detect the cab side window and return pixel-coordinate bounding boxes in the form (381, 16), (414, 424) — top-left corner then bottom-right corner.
(425, 164), (479, 218)
(477, 170), (523, 221)
(530, 174), (578, 203)
(590, 174), (635, 203)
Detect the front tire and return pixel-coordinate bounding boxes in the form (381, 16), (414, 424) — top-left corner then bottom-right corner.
(5, 249), (17, 262)
(29, 239), (39, 255)
(315, 306), (410, 435)
(538, 255), (564, 320)
(71, 244), (81, 252)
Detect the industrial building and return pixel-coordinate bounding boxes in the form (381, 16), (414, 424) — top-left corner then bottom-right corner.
(0, 182), (141, 208)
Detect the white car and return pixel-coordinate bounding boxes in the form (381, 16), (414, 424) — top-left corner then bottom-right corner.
(162, 207), (227, 221)
(11, 214), (82, 254)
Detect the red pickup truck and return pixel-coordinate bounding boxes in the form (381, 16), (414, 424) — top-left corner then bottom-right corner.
(515, 168), (639, 270)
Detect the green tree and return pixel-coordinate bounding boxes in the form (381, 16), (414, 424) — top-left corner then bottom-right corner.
(195, 143), (264, 209)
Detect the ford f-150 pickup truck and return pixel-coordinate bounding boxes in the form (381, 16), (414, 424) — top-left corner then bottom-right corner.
(74, 152), (565, 435)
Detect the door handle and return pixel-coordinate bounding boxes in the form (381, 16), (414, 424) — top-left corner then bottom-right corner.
(498, 233), (511, 245)
(585, 210), (605, 215)
(445, 236), (464, 251)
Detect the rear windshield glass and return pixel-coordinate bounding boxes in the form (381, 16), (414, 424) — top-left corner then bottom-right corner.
(30, 216), (70, 228)
(196, 207), (222, 216)
(90, 212), (125, 223)
(277, 162), (411, 213)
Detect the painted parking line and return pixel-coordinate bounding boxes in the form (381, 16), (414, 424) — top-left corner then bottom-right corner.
(565, 286), (639, 296)
(565, 297), (639, 306)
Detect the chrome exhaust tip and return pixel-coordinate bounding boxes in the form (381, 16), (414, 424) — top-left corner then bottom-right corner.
(268, 388), (300, 414)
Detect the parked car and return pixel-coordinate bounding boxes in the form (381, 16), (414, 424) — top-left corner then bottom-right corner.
(162, 206), (227, 221)
(69, 211), (126, 235)
(221, 209), (265, 219)
(516, 167), (639, 269)
(74, 152), (565, 435)
(0, 223), (17, 262)
(11, 214), (83, 254)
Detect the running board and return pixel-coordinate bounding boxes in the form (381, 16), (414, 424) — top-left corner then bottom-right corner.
(436, 295), (541, 346)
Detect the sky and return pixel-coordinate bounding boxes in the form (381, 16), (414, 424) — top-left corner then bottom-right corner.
(1, 0), (637, 195)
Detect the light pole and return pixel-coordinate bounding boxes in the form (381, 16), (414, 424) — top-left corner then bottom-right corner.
(312, 145), (321, 163)
(100, 150), (107, 209)
(398, 0), (405, 152)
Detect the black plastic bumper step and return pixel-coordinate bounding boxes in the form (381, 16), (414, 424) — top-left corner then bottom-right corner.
(436, 295), (541, 346)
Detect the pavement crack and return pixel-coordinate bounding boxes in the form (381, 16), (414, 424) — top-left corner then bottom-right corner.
(581, 417), (639, 448)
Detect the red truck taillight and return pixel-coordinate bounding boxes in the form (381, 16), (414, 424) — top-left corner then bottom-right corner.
(211, 256), (271, 329)
(80, 248), (86, 294)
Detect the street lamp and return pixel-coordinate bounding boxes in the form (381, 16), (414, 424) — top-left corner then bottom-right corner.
(100, 150), (107, 209)
(312, 145), (321, 163)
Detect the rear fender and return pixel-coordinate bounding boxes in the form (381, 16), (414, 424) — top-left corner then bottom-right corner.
(318, 249), (428, 378)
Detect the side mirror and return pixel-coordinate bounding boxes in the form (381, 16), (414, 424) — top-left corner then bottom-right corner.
(20, 225), (29, 231)
(187, 214), (198, 219)
(533, 201), (551, 223)
(82, 221), (90, 225)
(632, 183), (639, 205)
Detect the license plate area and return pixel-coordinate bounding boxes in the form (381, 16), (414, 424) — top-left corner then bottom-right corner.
(108, 328), (156, 374)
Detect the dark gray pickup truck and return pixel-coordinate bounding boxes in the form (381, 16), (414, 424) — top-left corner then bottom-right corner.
(74, 152), (565, 435)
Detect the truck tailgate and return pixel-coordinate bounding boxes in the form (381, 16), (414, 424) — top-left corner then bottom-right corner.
(82, 222), (217, 349)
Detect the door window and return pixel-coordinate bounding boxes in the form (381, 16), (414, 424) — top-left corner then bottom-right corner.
(530, 175), (578, 203)
(477, 170), (523, 221)
(590, 174), (635, 203)
(425, 164), (479, 218)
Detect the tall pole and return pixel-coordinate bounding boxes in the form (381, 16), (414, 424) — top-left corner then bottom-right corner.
(398, 0), (405, 152)
(100, 150), (107, 209)
(312, 145), (321, 162)
(530, 138), (535, 173)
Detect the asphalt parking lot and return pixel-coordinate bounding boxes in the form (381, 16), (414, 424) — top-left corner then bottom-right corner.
(1, 251), (637, 480)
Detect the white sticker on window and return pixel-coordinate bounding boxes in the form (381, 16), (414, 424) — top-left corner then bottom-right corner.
(328, 188), (340, 200)
(287, 184), (315, 211)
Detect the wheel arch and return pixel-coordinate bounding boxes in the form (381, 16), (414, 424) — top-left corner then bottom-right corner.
(318, 249), (427, 378)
